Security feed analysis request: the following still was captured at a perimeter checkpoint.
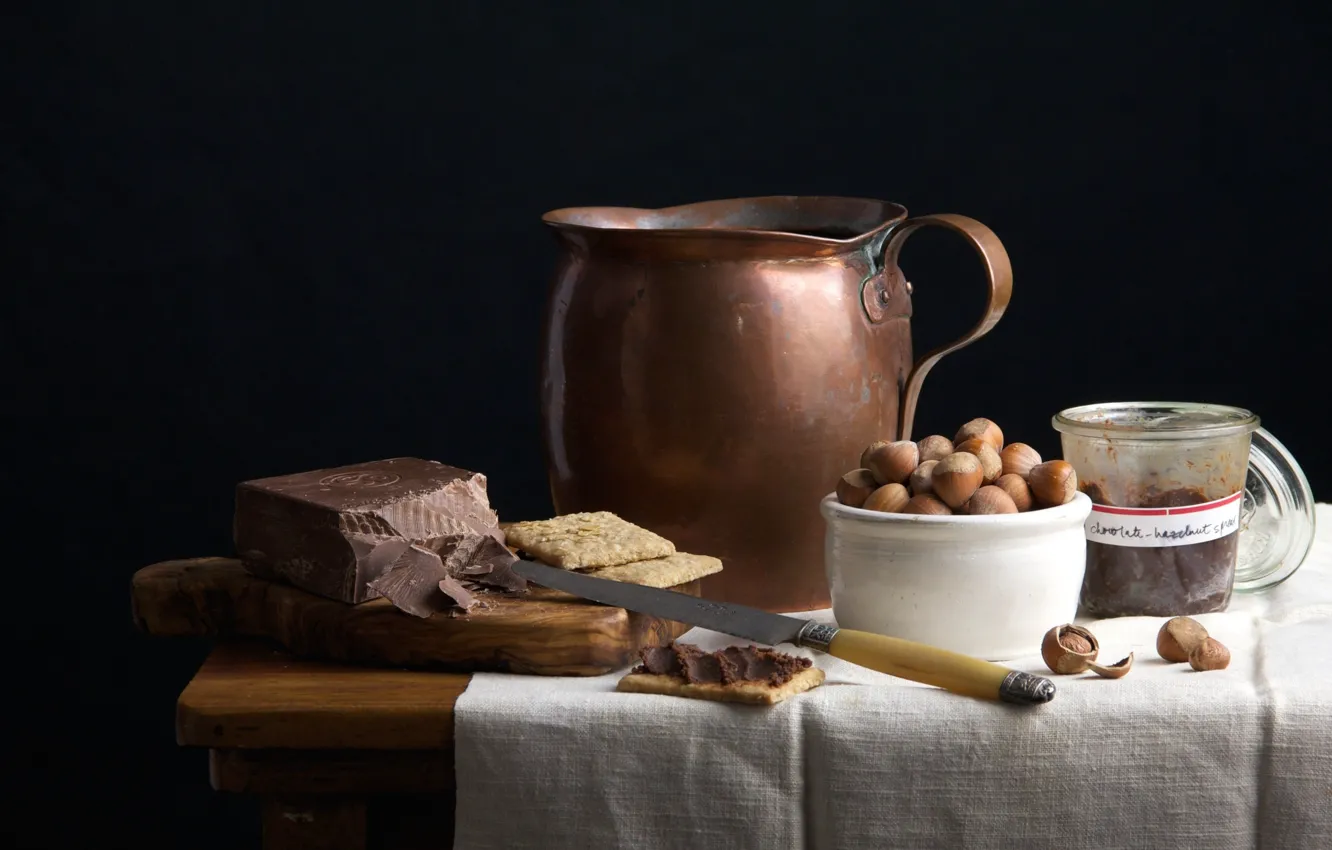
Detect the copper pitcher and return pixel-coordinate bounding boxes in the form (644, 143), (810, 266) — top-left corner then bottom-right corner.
(540, 196), (1012, 612)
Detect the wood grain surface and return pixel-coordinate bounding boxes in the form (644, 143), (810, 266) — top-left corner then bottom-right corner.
(180, 642), (464, 849)
(177, 641), (469, 749)
(134, 557), (696, 675)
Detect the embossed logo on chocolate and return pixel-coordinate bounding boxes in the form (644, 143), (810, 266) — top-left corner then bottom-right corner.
(319, 471), (401, 488)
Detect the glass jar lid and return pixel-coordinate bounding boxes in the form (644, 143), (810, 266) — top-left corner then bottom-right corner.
(1053, 401), (1316, 593)
(1053, 401), (1261, 441)
(1234, 427), (1317, 591)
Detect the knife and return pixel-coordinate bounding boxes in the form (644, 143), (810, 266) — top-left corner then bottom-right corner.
(513, 559), (1055, 705)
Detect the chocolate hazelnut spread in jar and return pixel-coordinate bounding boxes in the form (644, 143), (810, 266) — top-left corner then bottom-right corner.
(1053, 403), (1316, 618)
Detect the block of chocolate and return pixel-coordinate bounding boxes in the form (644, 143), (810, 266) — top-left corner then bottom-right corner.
(234, 458), (505, 603)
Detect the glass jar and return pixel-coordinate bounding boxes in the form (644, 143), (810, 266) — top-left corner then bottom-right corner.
(1053, 402), (1316, 618)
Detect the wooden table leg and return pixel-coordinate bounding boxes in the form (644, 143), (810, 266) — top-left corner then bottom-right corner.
(262, 796), (368, 850)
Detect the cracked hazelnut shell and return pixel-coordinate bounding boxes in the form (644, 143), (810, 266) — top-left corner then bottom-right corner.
(1088, 653), (1134, 679)
(1041, 624), (1100, 674)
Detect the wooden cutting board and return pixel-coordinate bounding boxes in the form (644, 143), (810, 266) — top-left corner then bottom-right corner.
(131, 557), (698, 676)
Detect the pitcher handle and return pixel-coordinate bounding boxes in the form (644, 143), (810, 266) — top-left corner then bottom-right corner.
(882, 214), (1013, 441)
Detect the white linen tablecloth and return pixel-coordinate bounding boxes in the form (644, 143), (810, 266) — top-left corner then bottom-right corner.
(453, 506), (1332, 849)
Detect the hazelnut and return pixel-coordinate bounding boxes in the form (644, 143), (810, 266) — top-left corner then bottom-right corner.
(1041, 624), (1100, 674)
(836, 469), (879, 508)
(1189, 637), (1231, 671)
(908, 459), (938, 496)
(994, 473), (1034, 512)
(1156, 616), (1209, 663)
(999, 442), (1042, 479)
(863, 483), (910, 513)
(962, 485), (1018, 515)
(916, 435), (955, 463)
(954, 418), (1004, 451)
(865, 440), (919, 486)
(901, 494), (953, 515)
(1028, 460), (1078, 506)
(931, 452), (984, 509)
(1088, 653), (1134, 679)
(859, 440), (890, 471)
(955, 438), (1002, 484)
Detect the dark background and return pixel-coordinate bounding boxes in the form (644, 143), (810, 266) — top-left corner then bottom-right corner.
(4, 2), (1328, 847)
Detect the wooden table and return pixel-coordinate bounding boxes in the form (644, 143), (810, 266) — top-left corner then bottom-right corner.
(178, 639), (468, 850)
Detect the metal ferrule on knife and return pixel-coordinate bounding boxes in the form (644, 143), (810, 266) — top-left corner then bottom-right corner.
(794, 621), (840, 652)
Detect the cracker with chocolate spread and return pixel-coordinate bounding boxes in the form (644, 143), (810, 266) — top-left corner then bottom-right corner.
(617, 642), (824, 705)
(504, 511), (676, 569)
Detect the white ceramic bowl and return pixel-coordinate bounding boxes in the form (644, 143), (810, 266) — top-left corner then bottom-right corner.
(820, 491), (1092, 660)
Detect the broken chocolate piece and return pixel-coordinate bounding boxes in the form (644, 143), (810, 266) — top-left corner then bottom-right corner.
(345, 535), (412, 601)
(438, 577), (479, 612)
(633, 642), (813, 687)
(366, 544), (457, 618)
(234, 458), (501, 603)
(422, 533), (527, 593)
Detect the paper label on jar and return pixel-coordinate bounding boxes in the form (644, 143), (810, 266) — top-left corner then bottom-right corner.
(1084, 491), (1243, 548)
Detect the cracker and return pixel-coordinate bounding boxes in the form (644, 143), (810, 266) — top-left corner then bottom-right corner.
(503, 511), (675, 569)
(616, 667), (825, 705)
(584, 552), (722, 588)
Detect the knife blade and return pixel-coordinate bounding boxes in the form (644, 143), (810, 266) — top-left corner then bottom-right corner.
(513, 559), (1054, 705)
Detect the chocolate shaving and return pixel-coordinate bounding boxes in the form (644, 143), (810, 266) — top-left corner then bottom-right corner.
(632, 642), (813, 687)
(346, 535), (412, 575)
(438, 576), (480, 612)
(345, 535), (412, 600)
(366, 544), (455, 618)
(425, 532), (527, 593)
